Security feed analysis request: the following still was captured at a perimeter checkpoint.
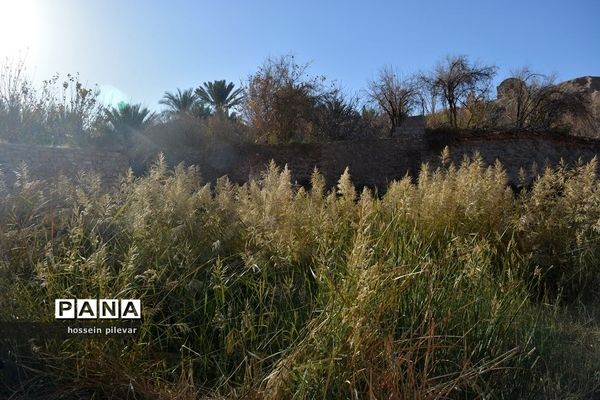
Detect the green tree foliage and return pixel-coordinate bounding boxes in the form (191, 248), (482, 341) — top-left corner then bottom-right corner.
(159, 87), (213, 120)
(105, 102), (157, 140)
(195, 79), (244, 116)
(159, 88), (199, 116)
(313, 88), (378, 140)
(190, 101), (212, 119)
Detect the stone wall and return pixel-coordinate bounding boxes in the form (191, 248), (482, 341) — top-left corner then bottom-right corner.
(168, 131), (600, 192)
(393, 115), (426, 138)
(2, 130), (600, 193)
(0, 143), (128, 189)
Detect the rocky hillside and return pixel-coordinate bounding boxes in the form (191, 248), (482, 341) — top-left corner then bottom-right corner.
(561, 76), (600, 93)
(559, 76), (600, 137)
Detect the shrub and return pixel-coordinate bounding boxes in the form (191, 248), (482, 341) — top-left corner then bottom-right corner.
(0, 60), (103, 146)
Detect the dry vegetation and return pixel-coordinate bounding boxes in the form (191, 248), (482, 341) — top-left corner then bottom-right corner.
(3, 55), (596, 151)
(1, 153), (600, 399)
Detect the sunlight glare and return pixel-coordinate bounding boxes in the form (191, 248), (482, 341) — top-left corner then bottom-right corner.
(97, 84), (130, 109)
(0, 0), (39, 59)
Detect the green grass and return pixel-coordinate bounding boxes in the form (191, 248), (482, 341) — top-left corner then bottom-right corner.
(1, 153), (599, 399)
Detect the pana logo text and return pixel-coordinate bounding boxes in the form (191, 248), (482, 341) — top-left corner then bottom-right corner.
(55, 299), (142, 319)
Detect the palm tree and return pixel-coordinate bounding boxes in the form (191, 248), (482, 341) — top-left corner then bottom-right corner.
(190, 102), (212, 119)
(105, 102), (156, 139)
(159, 88), (199, 116)
(195, 80), (244, 115)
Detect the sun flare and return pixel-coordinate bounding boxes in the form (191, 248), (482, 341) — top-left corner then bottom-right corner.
(0, 0), (39, 59)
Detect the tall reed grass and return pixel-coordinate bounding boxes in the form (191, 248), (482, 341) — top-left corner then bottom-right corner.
(1, 152), (599, 399)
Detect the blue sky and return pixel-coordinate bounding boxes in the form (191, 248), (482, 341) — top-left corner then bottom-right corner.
(2, 0), (599, 110)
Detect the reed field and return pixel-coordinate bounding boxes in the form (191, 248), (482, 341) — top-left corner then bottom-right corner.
(1, 152), (600, 399)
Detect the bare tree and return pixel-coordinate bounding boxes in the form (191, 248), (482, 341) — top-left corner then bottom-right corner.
(416, 74), (439, 116)
(367, 66), (418, 135)
(498, 68), (590, 130)
(421, 55), (497, 128)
